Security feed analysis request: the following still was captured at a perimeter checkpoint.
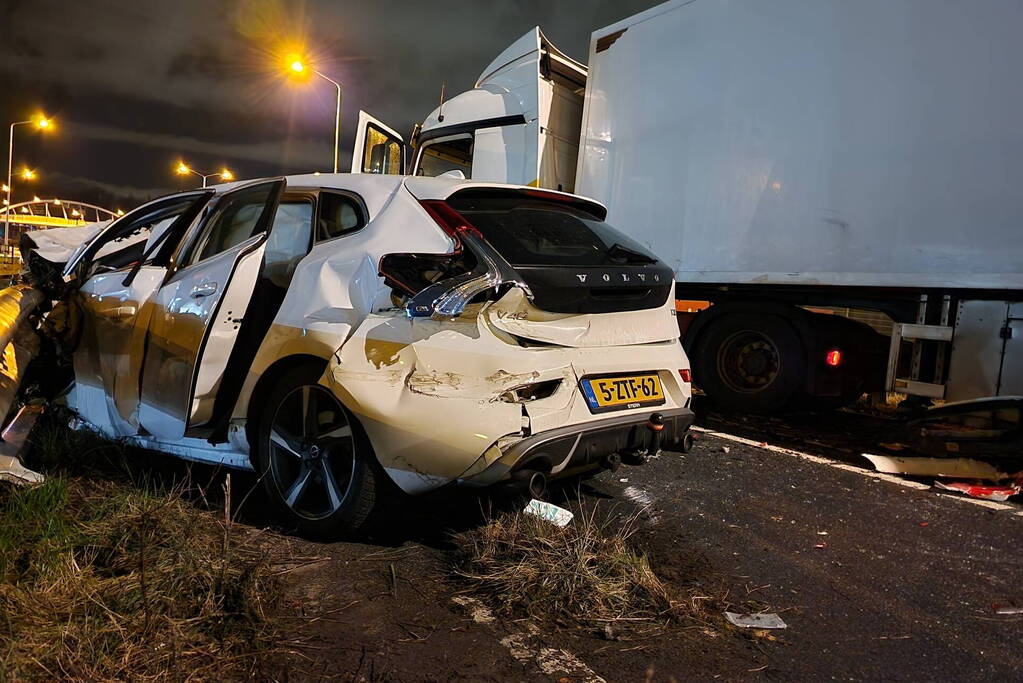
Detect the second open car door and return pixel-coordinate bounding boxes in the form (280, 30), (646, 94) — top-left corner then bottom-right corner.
(137, 178), (285, 440)
(350, 110), (405, 174)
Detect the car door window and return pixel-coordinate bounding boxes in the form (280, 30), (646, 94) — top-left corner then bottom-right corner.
(85, 194), (209, 277)
(185, 185), (278, 266)
(264, 199), (313, 287)
(317, 192), (365, 242)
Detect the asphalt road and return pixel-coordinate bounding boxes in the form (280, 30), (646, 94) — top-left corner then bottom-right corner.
(267, 423), (1023, 681)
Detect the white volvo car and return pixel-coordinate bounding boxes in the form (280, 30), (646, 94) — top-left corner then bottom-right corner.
(29, 172), (693, 536)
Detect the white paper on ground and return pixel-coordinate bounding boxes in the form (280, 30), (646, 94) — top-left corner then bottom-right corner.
(523, 499), (574, 527)
(725, 612), (788, 629)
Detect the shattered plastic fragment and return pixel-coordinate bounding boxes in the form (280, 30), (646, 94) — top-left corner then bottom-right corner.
(933, 481), (1021, 501)
(863, 453), (1010, 480)
(725, 612), (787, 629)
(523, 499), (574, 527)
(993, 606), (1023, 615)
(0, 404), (45, 485)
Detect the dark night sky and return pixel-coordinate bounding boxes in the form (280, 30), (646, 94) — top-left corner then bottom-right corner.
(0, 0), (662, 212)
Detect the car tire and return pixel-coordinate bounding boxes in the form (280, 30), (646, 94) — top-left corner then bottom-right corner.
(252, 364), (379, 539)
(693, 313), (805, 413)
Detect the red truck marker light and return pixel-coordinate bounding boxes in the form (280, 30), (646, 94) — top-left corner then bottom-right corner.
(825, 349), (843, 367)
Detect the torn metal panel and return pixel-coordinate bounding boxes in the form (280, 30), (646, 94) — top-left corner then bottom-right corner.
(905, 397), (1023, 460)
(329, 288), (690, 494)
(0, 404), (45, 485)
(863, 454), (1011, 481)
(486, 287), (680, 347)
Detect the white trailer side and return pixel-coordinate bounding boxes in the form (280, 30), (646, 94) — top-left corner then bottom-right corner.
(576, 0), (1023, 291)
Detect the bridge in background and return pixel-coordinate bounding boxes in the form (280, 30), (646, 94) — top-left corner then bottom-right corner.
(0, 199), (119, 275)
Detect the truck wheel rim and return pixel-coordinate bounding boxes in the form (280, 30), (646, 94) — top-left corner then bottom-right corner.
(268, 385), (356, 521)
(717, 330), (781, 394)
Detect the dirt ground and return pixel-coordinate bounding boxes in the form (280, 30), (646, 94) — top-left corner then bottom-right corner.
(233, 405), (1023, 682)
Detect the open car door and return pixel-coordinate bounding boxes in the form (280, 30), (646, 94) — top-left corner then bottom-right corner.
(350, 110), (405, 174)
(137, 178), (286, 440)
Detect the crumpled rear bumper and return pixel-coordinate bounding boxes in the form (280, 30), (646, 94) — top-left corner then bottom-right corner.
(460, 406), (695, 487)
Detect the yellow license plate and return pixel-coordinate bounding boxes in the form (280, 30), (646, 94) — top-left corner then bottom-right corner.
(581, 374), (665, 413)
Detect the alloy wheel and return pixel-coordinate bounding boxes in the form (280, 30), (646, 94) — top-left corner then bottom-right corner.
(267, 385), (356, 520)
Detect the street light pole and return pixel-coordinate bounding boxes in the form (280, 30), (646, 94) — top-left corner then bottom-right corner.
(5, 115), (52, 247)
(176, 163), (234, 188)
(5, 121), (22, 247)
(287, 59), (343, 173)
(314, 70), (343, 174)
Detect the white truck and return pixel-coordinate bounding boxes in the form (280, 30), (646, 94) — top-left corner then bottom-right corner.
(349, 0), (1023, 412)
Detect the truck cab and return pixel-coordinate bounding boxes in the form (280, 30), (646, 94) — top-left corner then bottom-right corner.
(410, 28), (586, 193)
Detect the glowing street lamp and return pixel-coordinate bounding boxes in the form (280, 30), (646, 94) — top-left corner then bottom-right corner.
(5, 113), (53, 244)
(285, 54), (342, 173)
(175, 161), (236, 188)
(20, 168), (37, 181)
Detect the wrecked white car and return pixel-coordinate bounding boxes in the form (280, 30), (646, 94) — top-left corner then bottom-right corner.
(10, 174), (694, 535)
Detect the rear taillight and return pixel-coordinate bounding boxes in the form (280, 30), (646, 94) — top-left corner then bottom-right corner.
(679, 368), (692, 383)
(825, 349), (843, 367)
(419, 200), (483, 246)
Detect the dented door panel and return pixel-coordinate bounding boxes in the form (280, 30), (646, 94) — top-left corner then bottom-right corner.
(138, 235), (263, 439)
(72, 266), (167, 436)
(228, 185), (455, 425)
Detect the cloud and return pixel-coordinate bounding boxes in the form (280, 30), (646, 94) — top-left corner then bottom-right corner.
(67, 120), (331, 170)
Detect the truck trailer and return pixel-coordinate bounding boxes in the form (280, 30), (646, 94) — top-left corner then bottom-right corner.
(348, 0), (1023, 412)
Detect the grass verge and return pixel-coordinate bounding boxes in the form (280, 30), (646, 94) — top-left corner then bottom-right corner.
(452, 505), (701, 633)
(0, 412), (282, 681)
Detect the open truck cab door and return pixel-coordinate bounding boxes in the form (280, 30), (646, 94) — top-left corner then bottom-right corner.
(411, 28), (586, 192)
(137, 178), (286, 441)
(350, 111), (405, 174)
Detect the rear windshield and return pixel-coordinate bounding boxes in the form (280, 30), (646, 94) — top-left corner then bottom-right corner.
(446, 194), (657, 267)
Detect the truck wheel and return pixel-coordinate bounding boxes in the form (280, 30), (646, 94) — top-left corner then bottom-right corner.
(694, 313), (805, 413)
(252, 364), (379, 539)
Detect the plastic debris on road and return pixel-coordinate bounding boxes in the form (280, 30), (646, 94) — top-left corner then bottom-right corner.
(934, 481), (1021, 501)
(523, 499), (574, 527)
(725, 612), (788, 629)
(993, 605), (1023, 615)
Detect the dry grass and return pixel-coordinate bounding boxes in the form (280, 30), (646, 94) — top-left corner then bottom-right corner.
(452, 506), (698, 631)
(0, 414), (283, 682)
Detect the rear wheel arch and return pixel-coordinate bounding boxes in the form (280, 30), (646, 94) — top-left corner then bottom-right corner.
(249, 359), (384, 538)
(244, 354), (329, 462)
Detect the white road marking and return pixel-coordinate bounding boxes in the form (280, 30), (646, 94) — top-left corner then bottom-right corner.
(691, 426), (1023, 517)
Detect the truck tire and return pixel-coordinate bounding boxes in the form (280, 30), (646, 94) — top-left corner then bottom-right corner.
(693, 313), (805, 413)
(252, 364), (380, 539)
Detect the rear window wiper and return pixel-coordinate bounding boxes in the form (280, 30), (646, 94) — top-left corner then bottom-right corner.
(607, 242), (656, 264)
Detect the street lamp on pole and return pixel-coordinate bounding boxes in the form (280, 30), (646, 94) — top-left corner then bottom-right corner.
(5, 113), (52, 245)
(175, 162), (235, 188)
(288, 57), (342, 173)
